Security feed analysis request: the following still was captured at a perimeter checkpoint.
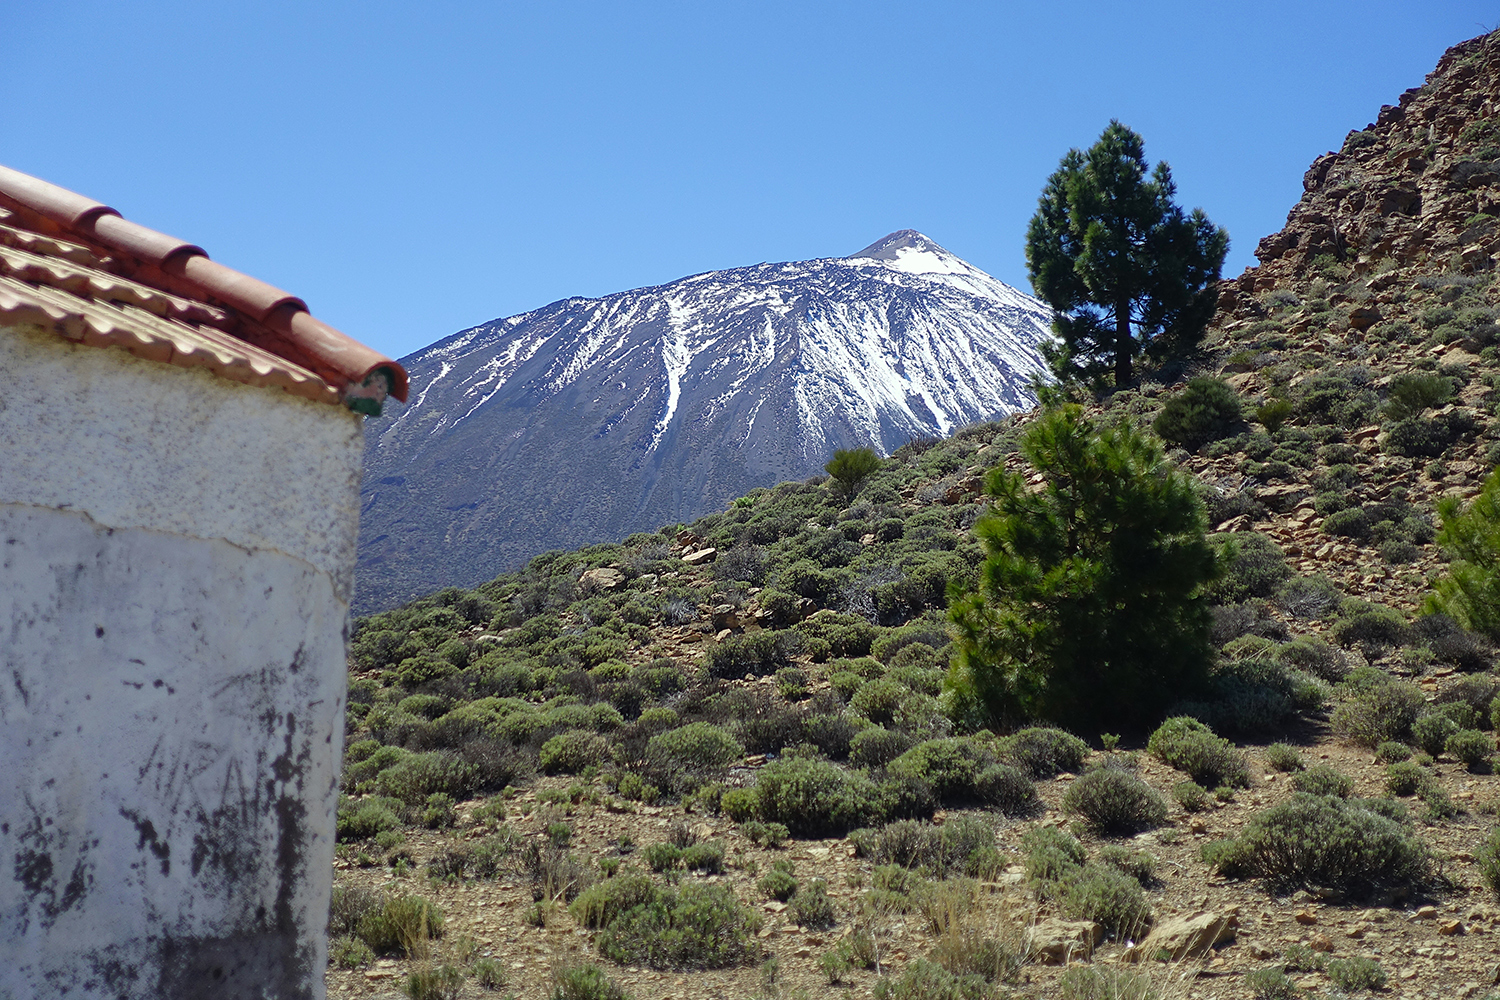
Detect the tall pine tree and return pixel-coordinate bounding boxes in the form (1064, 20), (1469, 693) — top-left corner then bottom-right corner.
(1026, 121), (1229, 386)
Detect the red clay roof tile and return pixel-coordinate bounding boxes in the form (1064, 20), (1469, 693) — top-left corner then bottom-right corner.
(0, 163), (407, 411)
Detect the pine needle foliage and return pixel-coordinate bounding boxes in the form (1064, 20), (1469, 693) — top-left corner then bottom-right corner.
(1428, 467), (1500, 640)
(1025, 121), (1229, 385)
(948, 406), (1219, 731)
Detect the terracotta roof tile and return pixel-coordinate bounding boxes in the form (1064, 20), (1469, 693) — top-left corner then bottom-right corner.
(0, 164), (407, 413)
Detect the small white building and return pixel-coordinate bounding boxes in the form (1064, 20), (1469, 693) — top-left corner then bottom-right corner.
(0, 165), (408, 999)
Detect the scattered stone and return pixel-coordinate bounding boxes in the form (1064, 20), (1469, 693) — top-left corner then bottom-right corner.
(682, 547), (717, 565)
(578, 566), (626, 590)
(1122, 912), (1237, 963)
(1026, 919), (1102, 964)
(1440, 919), (1466, 936)
(1294, 910), (1318, 925)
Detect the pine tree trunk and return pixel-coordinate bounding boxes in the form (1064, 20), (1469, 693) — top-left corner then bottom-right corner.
(1114, 299), (1132, 385)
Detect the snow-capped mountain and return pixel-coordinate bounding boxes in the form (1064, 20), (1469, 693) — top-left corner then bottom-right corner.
(355, 231), (1053, 613)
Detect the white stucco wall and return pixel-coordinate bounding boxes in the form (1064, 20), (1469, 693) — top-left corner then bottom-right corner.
(0, 324), (366, 999)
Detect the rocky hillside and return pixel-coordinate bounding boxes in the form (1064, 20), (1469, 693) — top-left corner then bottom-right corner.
(355, 231), (1050, 615)
(327, 31), (1500, 1000)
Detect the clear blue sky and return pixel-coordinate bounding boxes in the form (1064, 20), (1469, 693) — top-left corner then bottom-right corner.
(7, 2), (1496, 361)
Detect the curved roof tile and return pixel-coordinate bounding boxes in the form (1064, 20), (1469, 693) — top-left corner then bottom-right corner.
(0, 163), (407, 412)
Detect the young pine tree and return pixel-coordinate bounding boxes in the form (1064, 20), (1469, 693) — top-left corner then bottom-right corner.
(947, 406), (1220, 732)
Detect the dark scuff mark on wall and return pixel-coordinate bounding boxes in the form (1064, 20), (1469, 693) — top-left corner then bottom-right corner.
(120, 809), (170, 876)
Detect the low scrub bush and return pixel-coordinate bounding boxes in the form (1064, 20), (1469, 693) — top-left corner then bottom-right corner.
(704, 630), (801, 679)
(357, 894), (445, 957)
(552, 962), (633, 1000)
(337, 796), (404, 841)
(850, 726), (914, 768)
(754, 755), (875, 835)
(596, 882), (762, 970)
(1172, 780), (1209, 812)
(997, 727), (1089, 778)
(758, 865), (798, 902)
(1095, 844), (1156, 886)
(1385, 760), (1425, 796)
(789, 878), (838, 928)
(1147, 717), (1249, 788)
(1058, 863), (1153, 939)
(1332, 675), (1425, 747)
(864, 815), (1001, 879)
(974, 763), (1038, 815)
(1214, 793), (1431, 896)
(1448, 728), (1494, 769)
(328, 935), (373, 969)
(540, 729), (614, 774)
(1021, 827), (1087, 889)
(1413, 712), (1461, 757)
(1264, 743), (1304, 772)
(1153, 377), (1243, 449)
(1210, 532), (1292, 604)
(1476, 826), (1500, 898)
(1061, 768), (1168, 834)
(1326, 956), (1387, 992)
(1290, 764), (1352, 798)
(871, 958), (994, 1000)
(406, 965), (465, 1000)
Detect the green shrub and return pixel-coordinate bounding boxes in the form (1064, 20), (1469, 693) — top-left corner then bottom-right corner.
(850, 678), (909, 726)
(1331, 603), (1410, 654)
(1274, 636), (1347, 681)
(998, 727), (1089, 778)
(680, 840), (726, 873)
(789, 878), (837, 928)
(1210, 532), (1292, 604)
(1154, 377), (1243, 449)
(1021, 826), (1086, 889)
(850, 726), (915, 768)
(329, 935), (374, 969)
(1061, 767), (1168, 834)
(1413, 712), (1461, 757)
(551, 962), (632, 1000)
(646, 722), (744, 771)
(1199, 838), (1254, 878)
(1375, 741), (1413, 764)
(1331, 676), (1425, 747)
(1385, 372), (1455, 420)
(886, 737), (993, 804)
(1224, 793), (1431, 895)
(865, 816), (1000, 878)
(739, 820), (789, 848)
(871, 958), (994, 1000)
(1057, 967), (1157, 1000)
(644, 842), (682, 872)
(540, 729), (613, 774)
(1326, 956), (1387, 991)
(704, 630), (801, 679)
(1172, 780), (1209, 812)
(1058, 863), (1153, 938)
(1385, 761), (1425, 796)
(719, 787), (759, 823)
(1477, 826), (1500, 897)
(974, 764), (1038, 815)
(405, 965), (465, 1000)
(754, 755), (875, 835)
(571, 874), (659, 929)
(472, 957), (507, 990)
(1448, 728), (1494, 769)
(337, 796), (404, 841)
(1290, 764), (1352, 798)
(373, 751), (481, 806)
(357, 894), (445, 956)
(758, 868), (798, 902)
(1147, 717), (1249, 788)
(596, 882), (762, 969)
(1264, 743), (1304, 772)
(795, 611), (879, 658)
(1094, 844), (1155, 886)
